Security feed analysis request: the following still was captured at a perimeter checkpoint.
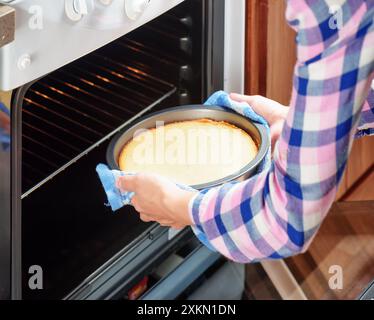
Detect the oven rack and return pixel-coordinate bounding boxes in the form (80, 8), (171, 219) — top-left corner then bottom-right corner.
(21, 3), (198, 197)
(21, 55), (176, 198)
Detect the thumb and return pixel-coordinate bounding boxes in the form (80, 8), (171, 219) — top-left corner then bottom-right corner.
(116, 175), (137, 192)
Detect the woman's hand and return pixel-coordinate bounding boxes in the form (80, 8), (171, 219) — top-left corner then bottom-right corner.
(230, 93), (289, 150)
(117, 173), (197, 229)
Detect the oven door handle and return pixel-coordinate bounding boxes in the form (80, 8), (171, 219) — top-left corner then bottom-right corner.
(141, 245), (221, 300)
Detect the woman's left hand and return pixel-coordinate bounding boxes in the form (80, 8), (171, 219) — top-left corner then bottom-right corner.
(116, 173), (197, 229)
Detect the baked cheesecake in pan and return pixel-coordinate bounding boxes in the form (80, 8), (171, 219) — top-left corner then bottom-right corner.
(118, 119), (258, 186)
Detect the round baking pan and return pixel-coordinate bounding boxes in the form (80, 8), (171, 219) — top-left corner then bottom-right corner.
(106, 105), (270, 190)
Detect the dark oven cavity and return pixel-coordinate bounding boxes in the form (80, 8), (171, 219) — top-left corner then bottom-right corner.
(12, 0), (225, 300)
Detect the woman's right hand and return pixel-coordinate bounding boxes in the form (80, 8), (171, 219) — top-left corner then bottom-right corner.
(230, 93), (289, 151)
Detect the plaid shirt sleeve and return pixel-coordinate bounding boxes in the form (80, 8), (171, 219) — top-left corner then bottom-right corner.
(188, 0), (374, 263)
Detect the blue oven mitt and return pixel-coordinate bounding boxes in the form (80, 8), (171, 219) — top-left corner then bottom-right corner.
(0, 102), (10, 152)
(205, 91), (271, 171)
(96, 91), (270, 252)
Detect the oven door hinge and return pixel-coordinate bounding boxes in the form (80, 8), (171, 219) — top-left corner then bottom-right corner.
(0, 5), (15, 48)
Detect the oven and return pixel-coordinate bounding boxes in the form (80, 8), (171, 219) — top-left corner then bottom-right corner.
(0, 0), (246, 300)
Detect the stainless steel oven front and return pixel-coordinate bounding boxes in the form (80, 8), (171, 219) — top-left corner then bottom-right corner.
(0, 0), (245, 300)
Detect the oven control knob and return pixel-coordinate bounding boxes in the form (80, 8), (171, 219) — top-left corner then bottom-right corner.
(65, 0), (94, 21)
(125, 0), (150, 20)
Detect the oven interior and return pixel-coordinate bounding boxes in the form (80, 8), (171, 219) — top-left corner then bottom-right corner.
(14, 0), (225, 300)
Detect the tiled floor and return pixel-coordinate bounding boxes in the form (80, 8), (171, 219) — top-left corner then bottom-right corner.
(243, 263), (281, 300)
(285, 201), (374, 299)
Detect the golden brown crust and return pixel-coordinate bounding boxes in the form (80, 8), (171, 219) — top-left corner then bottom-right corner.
(118, 119), (258, 185)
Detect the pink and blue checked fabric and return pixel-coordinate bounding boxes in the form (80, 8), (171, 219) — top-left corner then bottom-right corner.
(189, 0), (374, 263)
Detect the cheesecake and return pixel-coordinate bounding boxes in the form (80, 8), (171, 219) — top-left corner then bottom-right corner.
(118, 119), (258, 186)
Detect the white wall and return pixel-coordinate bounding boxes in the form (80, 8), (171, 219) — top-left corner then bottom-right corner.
(224, 0), (245, 94)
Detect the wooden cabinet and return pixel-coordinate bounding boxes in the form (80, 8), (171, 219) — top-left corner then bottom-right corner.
(337, 137), (374, 199)
(245, 0), (373, 199)
(245, 0), (295, 104)
(0, 91), (11, 107)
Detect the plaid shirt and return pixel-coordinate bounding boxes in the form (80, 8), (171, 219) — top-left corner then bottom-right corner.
(188, 0), (374, 263)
